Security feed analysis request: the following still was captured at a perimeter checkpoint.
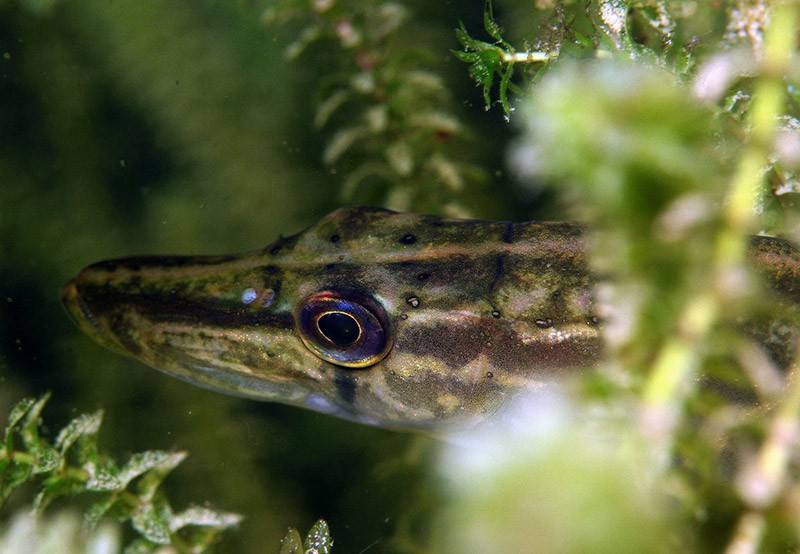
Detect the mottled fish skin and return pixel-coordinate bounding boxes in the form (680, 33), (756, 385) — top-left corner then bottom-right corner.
(59, 207), (800, 431)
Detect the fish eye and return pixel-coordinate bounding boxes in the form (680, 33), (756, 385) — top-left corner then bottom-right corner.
(295, 291), (392, 368)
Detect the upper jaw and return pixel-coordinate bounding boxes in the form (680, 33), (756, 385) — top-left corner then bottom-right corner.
(59, 276), (129, 355)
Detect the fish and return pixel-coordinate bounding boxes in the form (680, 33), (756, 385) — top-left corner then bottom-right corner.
(60, 206), (800, 431)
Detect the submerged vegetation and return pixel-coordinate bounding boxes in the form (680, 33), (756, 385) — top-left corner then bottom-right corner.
(264, 0), (490, 216)
(2, 0), (800, 552)
(0, 395), (241, 552)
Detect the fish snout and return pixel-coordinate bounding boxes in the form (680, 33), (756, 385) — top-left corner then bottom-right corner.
(59, 271), (129, 355)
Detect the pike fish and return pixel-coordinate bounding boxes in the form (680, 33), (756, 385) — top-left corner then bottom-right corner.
(60, 206), (800, 431)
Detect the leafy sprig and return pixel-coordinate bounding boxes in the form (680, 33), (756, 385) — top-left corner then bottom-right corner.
(0, 394), (242, 553)
(279, 519), (333, 554)
(454, 2), (547, 118)
(264, 0), (485, 215)
(453, 1), (748, 117)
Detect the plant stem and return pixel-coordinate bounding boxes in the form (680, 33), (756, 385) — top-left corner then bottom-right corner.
(642, 0), (796, 463)
(500, 51), (552, 63)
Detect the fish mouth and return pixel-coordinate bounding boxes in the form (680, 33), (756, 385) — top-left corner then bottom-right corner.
(59, 277), (128, 355)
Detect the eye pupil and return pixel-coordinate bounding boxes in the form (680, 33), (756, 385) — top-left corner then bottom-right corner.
(318, 312), (360, 347)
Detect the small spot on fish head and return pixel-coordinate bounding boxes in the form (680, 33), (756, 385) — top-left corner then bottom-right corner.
(535, 318), (554, 329)
(399, 233), (417, 245)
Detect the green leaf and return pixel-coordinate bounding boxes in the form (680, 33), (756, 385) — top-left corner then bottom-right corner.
(86, 495), (125, 527)
(1, 397), (60, 480)
(170, 504), (242, 531)
(340, 161), (396, 200)
(637, 3), (675, 48)
(454, 21), (512, 114)
(119, 450), (187, 490)
(5, 396), (39, 440)
(279, 527), (303, 554)
(33, 470), (88, 513)
(407, 111), (464, 137)
(315, 90), (351, 128)
(323, 125), (373, 164)
(31, 445), (60, 474)
(304, 519), (333, 554)
(285, 25), (323, 60)
(451, 49), (480, 64)
(133, 451), (187, 500)
(0, 462), (32, 502)
(132, 498), (173, 545)
(20, 395), (51, 451)
(572, 30), (596, 50)
(483, 0), (504, 42)
(498, 60), (515, 116)
(673, 46), (694, 77)
(385, 141), (414, 176)
(84, 458), (122, 491)
(426, 154), (465, 192)
(55, 410), (103, 456)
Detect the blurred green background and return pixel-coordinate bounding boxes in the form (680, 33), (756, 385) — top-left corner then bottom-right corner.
(0, 1), (536, 551)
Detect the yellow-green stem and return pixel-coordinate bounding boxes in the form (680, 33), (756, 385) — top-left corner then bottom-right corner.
(643, 1), (795, 446)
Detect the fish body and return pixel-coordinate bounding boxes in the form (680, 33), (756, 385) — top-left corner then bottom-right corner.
(60, 206), (800, 431)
